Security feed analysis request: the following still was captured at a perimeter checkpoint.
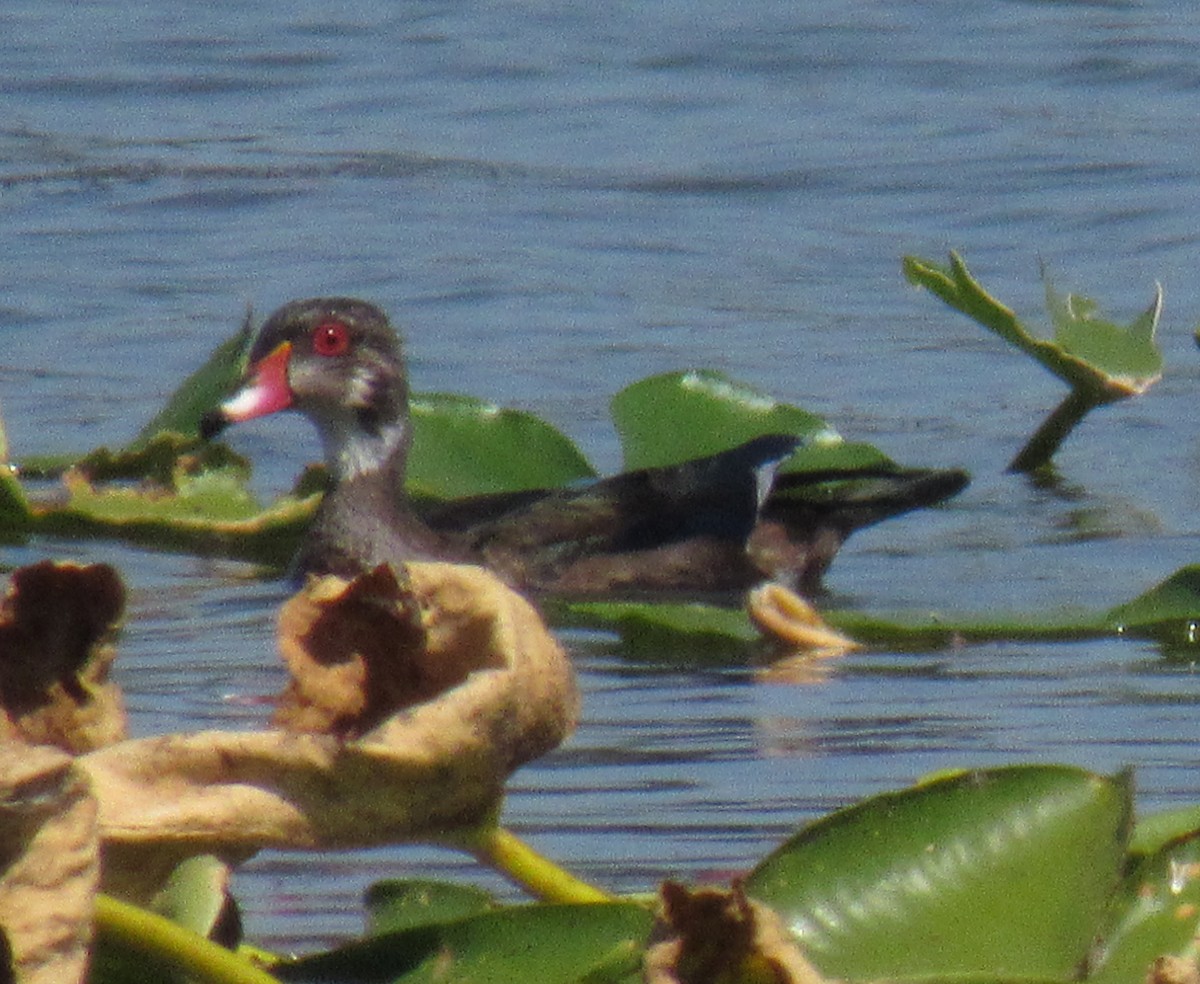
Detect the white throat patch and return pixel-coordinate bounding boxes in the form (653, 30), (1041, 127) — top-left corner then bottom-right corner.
(319, 414), (408, 483)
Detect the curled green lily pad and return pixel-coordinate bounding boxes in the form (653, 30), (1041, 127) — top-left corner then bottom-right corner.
(904, 251), (1163, 472)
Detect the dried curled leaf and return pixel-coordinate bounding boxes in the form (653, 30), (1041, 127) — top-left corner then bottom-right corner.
(644, 880), (828, 984)
(1148, 956), (1200, 984)
(0, 561), (126, 754)
(273, 564), (495, 737)
(0, 744), (98, 984)
(81, 562), (579, 902)
(747, 583), (860, 657)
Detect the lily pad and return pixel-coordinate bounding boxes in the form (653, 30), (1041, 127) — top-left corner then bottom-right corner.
(131, 314), (252, 448)
(275, 901), (652, 984)
(558, 562), (1200, 657)
(744, 765), (1130, 979)
(904, 252), (1163, 472)
(610, 369), (843, 472)
(903, 252), (1162, 399)
(1104, 565), (1200, 641)
(1130, 804), (1200, 858)
(1089, 830), (1200, 983)
(365, 880), (497, 936)
(407, 392), (595, 500)
(31, 481), (316, 569)
(1043, 273), (1164, 392)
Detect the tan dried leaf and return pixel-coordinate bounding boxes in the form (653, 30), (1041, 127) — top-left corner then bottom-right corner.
(644, 880), (829, 984)
(274, 564), (469, 737)
(747, 583), (860, 657)
(0, 561), (126, 754)
(81, 562), (579, 902)
(1148, 956), (1200, 984)
(0, 743), (98, 984)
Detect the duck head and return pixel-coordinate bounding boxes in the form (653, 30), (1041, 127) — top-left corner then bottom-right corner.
(201, 297), (412, 483)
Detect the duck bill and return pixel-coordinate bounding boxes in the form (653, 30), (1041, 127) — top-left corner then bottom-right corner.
(224, 340), (295, 420)
(201, 341), (294, 438)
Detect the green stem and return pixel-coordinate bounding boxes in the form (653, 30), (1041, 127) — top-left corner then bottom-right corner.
(95, 894), (281, 984)
(465, 826), (613, 903)
(1008, 388), (1101, 474)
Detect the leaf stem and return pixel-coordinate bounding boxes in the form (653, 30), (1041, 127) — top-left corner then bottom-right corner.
(95, 893), (282, 984)
(1008, 389), (1101, 473)
(466, 826), (613, 904)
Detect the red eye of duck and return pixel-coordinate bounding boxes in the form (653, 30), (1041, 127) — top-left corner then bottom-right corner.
(312, 320), (350, 357)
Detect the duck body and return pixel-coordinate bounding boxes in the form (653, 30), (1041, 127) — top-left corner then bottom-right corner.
(201, 297), (965, 597)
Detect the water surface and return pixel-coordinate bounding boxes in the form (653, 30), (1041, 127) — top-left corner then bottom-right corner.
(6, 0), (1200, 952)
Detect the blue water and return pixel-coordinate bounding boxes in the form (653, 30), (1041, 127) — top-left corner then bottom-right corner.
(7, 0), (1200, 952)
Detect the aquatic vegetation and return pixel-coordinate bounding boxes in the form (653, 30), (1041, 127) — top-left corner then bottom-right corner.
(7, 257), (1200, 982)
(904, 251), (1164, 473)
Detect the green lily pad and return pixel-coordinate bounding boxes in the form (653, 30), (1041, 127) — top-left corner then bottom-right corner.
(1043, 273), (1164, 392)
(558, 563), (1200, 654)
(1104, 565), (1200, 641)
(365, 880), (496, 936)
(32, 481), (315, 568)
(407, 393), (596, 500)
(904, 252), (1163, 473)
(131, 315), (252, 448)
(903, 252), (1162, 400)
(1130, 804), (1200, 858)
(148, 855), (232, 935)
(610, 369), (843, 472)
(276, 901), (652, 984)
(1089, 830), (1200, 983)
(745, 765), (1130, 980)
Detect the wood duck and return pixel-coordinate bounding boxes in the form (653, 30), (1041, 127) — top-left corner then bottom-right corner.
(201, 298), (966, 597)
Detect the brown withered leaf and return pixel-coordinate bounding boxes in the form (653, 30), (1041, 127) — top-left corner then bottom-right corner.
(0, 561), (126, 754)
(644, 880), (829, 984)
(747, 583), (860, 658)
(274, 565), (438, 736)
(0, 744), (98, 984)
(81, 562), (579, 903)
(1148, 956), (1200, 984)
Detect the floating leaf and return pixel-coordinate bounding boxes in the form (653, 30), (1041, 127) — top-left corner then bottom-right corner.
(83, 562), (578, 903)
(904, 252), (1162, 399)
(0, 745), (98, 984)
(746, 583), (860, 656)
(643, 881), (825, 984)
(0, 561), (127, 754)
(28, 477), (316, 569)
(1089, 830), (1200, 983)
(904, 252), (1163, 472)
(555, 598), (762, 655)
(131, 317), (252, 448)
(1044, 272), (1164, 391)
(610, 369), (842, 472)
(73, 432), (250, 487)
(1130, 805), (1200, 858)
(745, 765), (1130, 979)
(1104, 565), (1200, 641)
(407, 393), (595, 500)
(275, 901), (652, 984)
(556, 563), (1200, 655)
(365, 880), (496, 936)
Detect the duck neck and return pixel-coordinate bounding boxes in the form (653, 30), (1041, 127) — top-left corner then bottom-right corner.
(318, 412), (412, 510)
